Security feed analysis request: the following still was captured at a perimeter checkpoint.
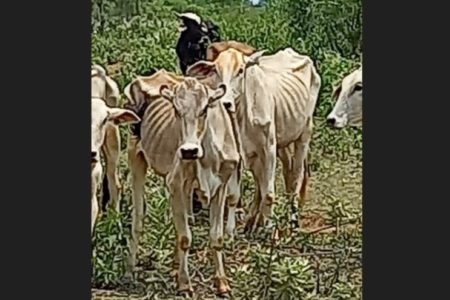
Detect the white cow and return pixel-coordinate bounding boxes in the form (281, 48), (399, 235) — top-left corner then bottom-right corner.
(91, 65), (125, 213)
(124, 74), (239, 295)
(91, 97), (139, 234)
(327, 67), (363, 128)
(187, 42), (321, 230)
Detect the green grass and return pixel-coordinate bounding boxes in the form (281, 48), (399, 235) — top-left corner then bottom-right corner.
(91, 0), (362, 299)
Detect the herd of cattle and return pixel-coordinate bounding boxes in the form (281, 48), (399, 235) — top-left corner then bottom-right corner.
(91, 12), (362, 295)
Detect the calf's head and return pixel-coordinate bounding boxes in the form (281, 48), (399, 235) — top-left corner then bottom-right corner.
(186, 43), (262, 112)
(160, 78), (226, 160)
(91, 98), (140, 165)
(91, 65), (121, 106)
(176, 12), (206, 33)
(327, 68), (363, 128)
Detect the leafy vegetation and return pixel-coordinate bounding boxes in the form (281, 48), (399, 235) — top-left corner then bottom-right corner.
(91, 0), (362, 299)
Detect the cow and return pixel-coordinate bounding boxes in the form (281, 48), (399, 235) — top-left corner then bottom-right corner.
(91, 97), (140, 234)
(174, 12), (223, 212)
(91, 65), (126, 213)
(186, 41), (321, 231)
(326, 67), (363, 128)
(123, 73), (239, 295)
(175, 12), (221, 75)
(124, 69), (240, 217)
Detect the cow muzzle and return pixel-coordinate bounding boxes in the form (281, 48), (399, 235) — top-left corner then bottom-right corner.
(326, 117), (336, 126)
(326, 115), (346, 129)
(91, 151), (99, 164)
(179, 143), (203, 160)
(222, 101), (235, 112)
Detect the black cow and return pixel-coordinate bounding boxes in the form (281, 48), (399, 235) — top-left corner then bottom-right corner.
(175, 12), (221, 75)
(174, 13), (223, 214)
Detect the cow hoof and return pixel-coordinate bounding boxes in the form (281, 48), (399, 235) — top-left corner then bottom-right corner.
(244, 214), (265, 233)
(177, 285), (194, 297)
(243, 219), (254, 234)
(290, 214), (300, 229)
(235, 207), (245, 215)
(244, 213), (257, 230)
(226, 238), (236, 252)
(215, 277), (231, 296)
(244, 222), (260, 237)
(176, 291), (193, 298)
(225, 229), (234, 241)
(256, 215), (265, 227)
(120, 272), (134, 287)
(265, 219), (275, 229)
(170, 269), (179, 278)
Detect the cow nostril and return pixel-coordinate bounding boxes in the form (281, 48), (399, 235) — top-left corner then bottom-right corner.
(181, 148), (199, 160)
(91, 151), (98, 160)
(223, 102), (232, 110)
(327, 118), (336, 126)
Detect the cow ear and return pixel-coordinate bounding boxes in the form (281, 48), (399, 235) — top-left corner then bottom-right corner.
(228, 41), (256, 56)
(104, 76), (120, 106)
(91, 65), (106, 77)
(123, 83), (132, 102)
(332, 85), (342, 101)
(159, 84), (174, 101)
(186, 61), (217, 78)
(248, 50), (266, 63)
(137, 76), (170, 98)
(108, 108), (141, 125)
(206, 42), (230, 61)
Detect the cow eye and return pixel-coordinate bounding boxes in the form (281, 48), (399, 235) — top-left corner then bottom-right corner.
(354, 84), (362, 92)
(101, 117), (107, 126)
(237, 68), (244, 76)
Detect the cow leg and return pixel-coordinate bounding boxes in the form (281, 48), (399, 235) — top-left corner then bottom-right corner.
(289, 144), (310, 227)
(229, 114), (245, 219)
(279, 144), (299, 225)
(167, 165), (194, 294)
(125, 136), (148, 277)
(91, 181), (99, 236)
(289, 121), (313, 227)
(168, 176), (194, 295)
(173, 180), (195, 273)
(256, 152), (277, 228)
(210, 184), (231, 295)
(244, 169), (261, 233)
(91, 164), (102, 235)
(101, 124), (122, 213)
(246, 144), (277, 232)
(225, 166), (241, 240)
(278, 144), (294, 193)
(171, 230), (181, 277)
(186, 192), (194, 225)
(91, 193), (99, 235)
(192, 190), (203, 214)
(244, 154), (263, 233)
